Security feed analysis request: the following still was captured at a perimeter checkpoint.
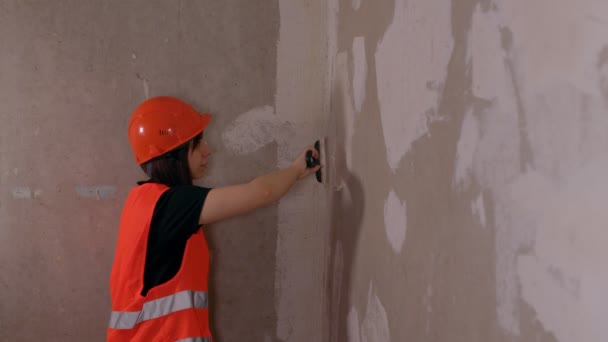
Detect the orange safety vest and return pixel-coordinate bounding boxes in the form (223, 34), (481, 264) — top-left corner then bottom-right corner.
(107, 183), (212, 342)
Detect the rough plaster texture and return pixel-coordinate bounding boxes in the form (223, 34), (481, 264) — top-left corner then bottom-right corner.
(327, 0), (608, 341)
(273, 2), (329, 341)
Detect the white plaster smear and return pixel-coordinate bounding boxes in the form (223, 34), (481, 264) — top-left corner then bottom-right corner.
(361, 282), (391, 342)
(469, 1), (608, 338)
(472, 193), (486, 228)
(11, 187), (42, 199)
(384, 190), (407, 254)
(352, 36), (367, 113)
(335, 51), (357, 170)
(274, 2), (329, 341)
(470, 6), (508, 100)
(517, 160), (608, 342)
(454, 108), (479, 187)
(500, 0), (608, 96)
(493, 172), (551, 336)
(468, 8), (525, 332)
(425, 285), (433, 333)
(12, 187), (31, 199)
(330, 241), (344, 342)
(375, 0), (453, 172)
(347, 307), (361, 342)
(76, 185), (116, 199)
(221, 105), (278, 155)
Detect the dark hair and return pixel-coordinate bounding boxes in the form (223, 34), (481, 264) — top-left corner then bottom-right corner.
(138, 132), (203, 187)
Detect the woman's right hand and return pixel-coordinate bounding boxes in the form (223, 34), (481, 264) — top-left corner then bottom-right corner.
(200, 145), (322, 225)
(291, 146), (321, 180)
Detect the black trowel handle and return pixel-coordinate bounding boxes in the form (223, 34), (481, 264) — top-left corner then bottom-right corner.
(306, 140), (323, 183)
(305, 150), (319, 168)
(305, 141), (321, 168)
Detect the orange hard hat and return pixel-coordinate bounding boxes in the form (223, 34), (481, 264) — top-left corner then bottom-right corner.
(128, 96), (212, 164)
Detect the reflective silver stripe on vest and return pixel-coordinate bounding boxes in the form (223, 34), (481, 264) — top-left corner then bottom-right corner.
(175, 338), (212, 342)
(109, 290), (208, 329)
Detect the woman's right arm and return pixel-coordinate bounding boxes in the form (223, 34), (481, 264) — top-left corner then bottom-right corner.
(199, 146), (320, 225)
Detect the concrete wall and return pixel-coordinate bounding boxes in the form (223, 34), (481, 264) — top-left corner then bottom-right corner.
(327, 0), (608, 341)
(0, 1), (327, 341)
(4, 0), (608, 341)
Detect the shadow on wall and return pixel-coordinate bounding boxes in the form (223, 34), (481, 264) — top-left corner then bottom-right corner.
(326, 80), (365, 342)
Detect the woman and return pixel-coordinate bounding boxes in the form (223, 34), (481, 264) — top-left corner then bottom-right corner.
(107, 96), (320, 341)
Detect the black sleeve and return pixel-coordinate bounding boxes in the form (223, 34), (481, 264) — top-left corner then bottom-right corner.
(142, 185), (212, 296)
(151, 185), (211, 241)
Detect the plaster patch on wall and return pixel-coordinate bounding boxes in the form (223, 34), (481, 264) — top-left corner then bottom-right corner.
(352, 0), (361, 11)
(275, 2), (326, 126)
(493, 172), (551, 336)
(375, 0), (453, 173)
(468, 3), (608, 338)
(384, 190), (406, 254)
(275, 1), (330, 341)
(361, 282), (391, 342)
(330, 241), (344, 342)
(470, 6), (508, 100)
(454, 108), (479, 187)
(222, 105), (277, 155)
(11, 187), (43, 199)
(492, 112), (608, 338)
(335, 51), (357, 170)
(500, 0), (608, 95)
(12, 187), (32, 199)
(467, 93), (521, 334)
(347, 306), (361, 342)
(472, 193), (486, 228)
(523, 83), (608, 181)
(76, 185), (117, 199)
(352, 36), (367, 113)
(516, 159), (608, 342)
(468, 8), (524, 329)
(327, 0), (339, 87)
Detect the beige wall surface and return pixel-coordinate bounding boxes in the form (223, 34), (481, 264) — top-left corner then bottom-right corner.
(326, 0), (608, 341)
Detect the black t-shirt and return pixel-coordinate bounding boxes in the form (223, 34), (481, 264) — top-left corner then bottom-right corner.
(141, 185), (212, 296)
